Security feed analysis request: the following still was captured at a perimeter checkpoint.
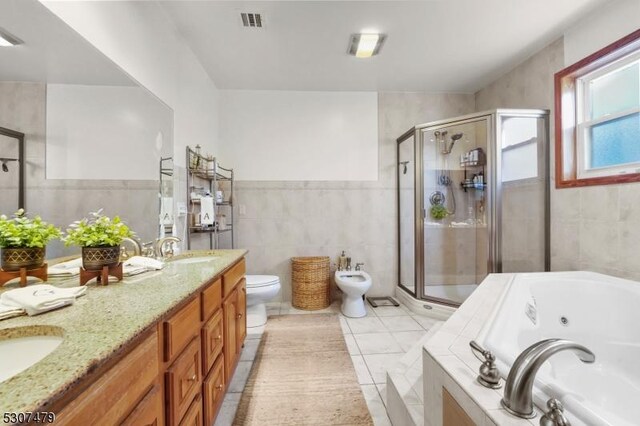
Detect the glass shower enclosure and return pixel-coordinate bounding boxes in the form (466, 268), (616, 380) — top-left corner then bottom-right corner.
(397, 109), (550, 306)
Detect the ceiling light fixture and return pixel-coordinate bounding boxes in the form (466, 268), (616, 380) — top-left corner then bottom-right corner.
(348, 33), (386, 58)
(0, 28), (22, 47)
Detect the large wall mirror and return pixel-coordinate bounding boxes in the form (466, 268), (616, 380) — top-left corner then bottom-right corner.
(0, 0), (174, 257)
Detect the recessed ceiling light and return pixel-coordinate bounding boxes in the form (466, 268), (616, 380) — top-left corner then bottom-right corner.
(0, 27), (22, 47)
(348, 33), (386, 58)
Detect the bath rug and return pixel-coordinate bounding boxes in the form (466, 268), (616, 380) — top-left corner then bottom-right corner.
(233, 314), (373, 425)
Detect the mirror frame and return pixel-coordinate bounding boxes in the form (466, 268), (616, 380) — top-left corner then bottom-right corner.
(0, 126), (25, 210)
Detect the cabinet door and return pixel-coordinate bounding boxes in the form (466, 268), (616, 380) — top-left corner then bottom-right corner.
(178, 395), (203, 426)
(443, 388), (476, 426)
(235, 279), (247, 354)
(121, 384), (164, 426)
(166, 337), (202, 426)
(202, 309), (224, 375)
(203, 354), (225, 426)
(223, 290), (238, 382)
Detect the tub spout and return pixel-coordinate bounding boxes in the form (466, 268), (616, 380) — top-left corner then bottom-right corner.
(501, 339), (595, 419)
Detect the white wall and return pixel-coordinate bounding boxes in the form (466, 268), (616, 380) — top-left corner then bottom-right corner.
(218, 90), (378, 181)
(564, 0), (640, 65)
(41, 0), (220, 166)
(46, 84), (172, 180)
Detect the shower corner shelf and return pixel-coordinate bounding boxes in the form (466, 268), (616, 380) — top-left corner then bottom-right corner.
(186, 146), (235, 250)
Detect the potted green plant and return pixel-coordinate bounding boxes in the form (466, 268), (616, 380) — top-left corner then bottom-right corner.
(429, 204), (448, 221)
(64, 210), (133, 271)
(0, 209), (61, 271)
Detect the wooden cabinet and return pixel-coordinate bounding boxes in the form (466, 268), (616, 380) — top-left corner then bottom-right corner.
(223, 289), (238, 382)
(203, 355), (226, 426)
(166, 337), (202, 426)
(56, 331), (159, 426)
(121, 385), (164, 426)
(236, 279), (247, 354)
(53, 256), (246, 426)
(179, 395), (203, 426)
(443, 388), (476, 426)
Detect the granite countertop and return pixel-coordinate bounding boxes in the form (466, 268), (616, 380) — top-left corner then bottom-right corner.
(0, 249), (247, 414)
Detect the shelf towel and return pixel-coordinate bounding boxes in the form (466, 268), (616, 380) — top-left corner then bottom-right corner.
(1, 284), (86, 316)
(161, 197), (174, 226)
(200, 196), (215, 226)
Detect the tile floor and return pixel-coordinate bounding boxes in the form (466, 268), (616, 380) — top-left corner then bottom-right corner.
(214, 300), (441, 426)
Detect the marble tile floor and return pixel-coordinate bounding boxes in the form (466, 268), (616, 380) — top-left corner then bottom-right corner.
(214, 300), (442, 426)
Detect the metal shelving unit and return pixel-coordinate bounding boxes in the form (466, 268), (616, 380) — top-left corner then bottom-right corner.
(186, 146), (234, 250)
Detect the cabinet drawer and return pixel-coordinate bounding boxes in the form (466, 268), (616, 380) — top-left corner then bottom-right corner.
(201, 278), (222, 321)
(164, 297), (200, 362)
(222, 258), (245, 298)
(203, 355), (225, 426)
(56, 330), (159, 426)
(202, 309), (224, 375)
(121, 384), (164, 426)
(166, 337), (202, 426)
(179, 395), (203, 426)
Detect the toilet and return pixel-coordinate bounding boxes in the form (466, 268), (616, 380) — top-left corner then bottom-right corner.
(245, 275), (281, 328)
(334, 270), (372, 318)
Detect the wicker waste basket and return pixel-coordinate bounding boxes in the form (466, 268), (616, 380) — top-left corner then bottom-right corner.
(291, 256), (331, 310)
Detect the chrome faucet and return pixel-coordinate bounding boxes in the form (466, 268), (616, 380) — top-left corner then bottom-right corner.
(355, 263), (364, 271)
(121, 237), (142, 258)
(155, 236), (181, 259)
(501, 339), (595, 419)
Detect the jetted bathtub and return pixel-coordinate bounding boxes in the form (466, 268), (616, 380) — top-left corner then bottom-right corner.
(477, 271), (639, 426)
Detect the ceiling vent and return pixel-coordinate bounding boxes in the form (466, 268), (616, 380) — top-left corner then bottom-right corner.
(241, 13), (263, 28)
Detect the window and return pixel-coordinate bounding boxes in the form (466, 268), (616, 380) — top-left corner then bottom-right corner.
(555, 29), (640, 188)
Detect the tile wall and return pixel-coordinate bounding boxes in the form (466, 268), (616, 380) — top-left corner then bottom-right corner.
(234, 93), (476, 301)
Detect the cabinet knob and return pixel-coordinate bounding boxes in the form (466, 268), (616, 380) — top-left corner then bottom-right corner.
(216, 384), (223, 390)
(215, 335), (222, 340)
(187, 374), (197, 382)
(237, 313), (243, 319)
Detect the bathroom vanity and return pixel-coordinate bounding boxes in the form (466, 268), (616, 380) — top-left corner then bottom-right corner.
(0, 250), (247, 426)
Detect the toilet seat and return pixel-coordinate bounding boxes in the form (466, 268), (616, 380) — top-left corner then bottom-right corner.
(246, 275), (280, 288)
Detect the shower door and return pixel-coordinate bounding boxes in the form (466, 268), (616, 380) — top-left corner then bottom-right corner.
(420, 117), (492, 306)
(397, 131), (416, 296)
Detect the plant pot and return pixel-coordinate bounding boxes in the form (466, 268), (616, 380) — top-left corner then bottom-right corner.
(82, 246), (120, 271)
(1, 247), (46, 271)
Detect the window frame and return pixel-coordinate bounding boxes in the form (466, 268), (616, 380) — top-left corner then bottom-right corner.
(555, 29), (640, 188)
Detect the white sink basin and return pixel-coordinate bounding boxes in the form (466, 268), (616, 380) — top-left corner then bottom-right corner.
(170, 256), (217, 265)
(0, 335), (64, 383)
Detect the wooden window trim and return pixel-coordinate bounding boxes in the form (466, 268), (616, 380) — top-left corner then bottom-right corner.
(555, 28), (640, 188)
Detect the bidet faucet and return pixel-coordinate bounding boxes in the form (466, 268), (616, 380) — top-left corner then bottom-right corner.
(501, 339), (595, 419)
(355, 263), (364, 271)
(346, 257), (352, 271)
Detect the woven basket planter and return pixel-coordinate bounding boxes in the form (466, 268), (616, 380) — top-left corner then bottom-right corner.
(1, 247), (46, 271)
(82, 246), (120, 271)
(291, 256), (331, 311)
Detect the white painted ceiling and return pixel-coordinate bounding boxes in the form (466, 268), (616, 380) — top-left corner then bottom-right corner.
(161, 0), (609, 92)
(0, 0), (133, 86)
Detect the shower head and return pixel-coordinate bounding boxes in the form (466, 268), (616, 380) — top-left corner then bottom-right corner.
(443, 132), (464, 154)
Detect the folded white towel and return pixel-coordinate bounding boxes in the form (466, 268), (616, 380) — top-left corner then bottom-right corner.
(0, 302), (25, 321)
(200, 196), (215, 225)
(48, 258), (83, 277)
(124, 256), (164, 271)
(1, 284), (87, 316)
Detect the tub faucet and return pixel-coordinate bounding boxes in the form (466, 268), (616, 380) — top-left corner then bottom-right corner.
(501, 339), (595, 419)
